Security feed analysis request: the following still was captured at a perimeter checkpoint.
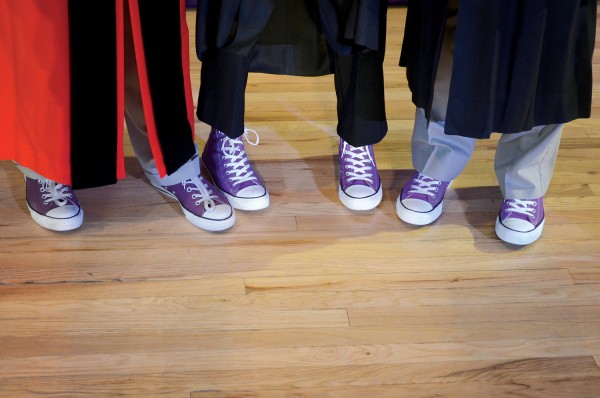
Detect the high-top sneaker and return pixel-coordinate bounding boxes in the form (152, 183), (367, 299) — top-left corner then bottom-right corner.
(25, 177), (83, 231)
(201, 128), (269, 211)
(495, 198), (545, 245)
(396, 171), (451, 225)
(338, 138), (382, 211)
(146, 172), (235, 232)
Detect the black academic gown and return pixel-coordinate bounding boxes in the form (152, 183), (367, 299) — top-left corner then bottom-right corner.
(400, 0), (596, 139)
(195, 0), (388, 147)
(0, 0), (195, 189)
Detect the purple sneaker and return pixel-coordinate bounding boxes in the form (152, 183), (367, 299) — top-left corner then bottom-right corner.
(25, 177), (83, 231)
(338, 138), (382, 211)
(201, 128), (269, 211)
(147, 172), (235, 232)
(396, 171), (451, 225)
(495, 198), (545, 245)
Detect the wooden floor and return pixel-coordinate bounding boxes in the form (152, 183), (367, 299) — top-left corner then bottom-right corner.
(2, 7), (600, 398)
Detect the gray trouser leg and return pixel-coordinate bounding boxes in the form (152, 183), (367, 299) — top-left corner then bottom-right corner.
(15, 164), (47, 180)
(411, 13), (475, 182)
(494, 124), (563, 198)
(122, 3), (155, 176)
(125, 107), (200, 186)
(412, 9), (562, 197)
(123, 21), (198, 187)
(125, 111), (200, 187)
(412, 109), (475, 182)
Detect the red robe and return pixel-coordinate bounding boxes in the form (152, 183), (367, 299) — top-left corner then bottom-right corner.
(0, 0), (195, 189)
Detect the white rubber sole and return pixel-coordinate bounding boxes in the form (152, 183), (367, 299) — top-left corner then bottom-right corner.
(181, 205), (236, 232)
(495, 217), (544, 245)
(395, 195), (443, 226)
(152, 184), (236, 232)
(338, 184), (383, 211)
(28, 204), (83, 232)
(224, 191), (270, 211)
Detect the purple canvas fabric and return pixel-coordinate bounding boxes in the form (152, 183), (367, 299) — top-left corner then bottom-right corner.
(202, 128), (266, 198)
(498, 198), (544, 231)
(25, 177), (81, 219)
(339, 139), (380, 193)
(25, 176), (83, 231)
(160, 177), (228, 217)
(400, 171), (450, 211)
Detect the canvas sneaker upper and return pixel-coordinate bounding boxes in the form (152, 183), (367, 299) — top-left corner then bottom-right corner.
(202, 128), (269, 211)
(338, 138), (382, 211)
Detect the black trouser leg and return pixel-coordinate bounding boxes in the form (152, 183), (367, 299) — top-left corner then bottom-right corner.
(330, 49), (387, 146)
(197, 49), (252, 139)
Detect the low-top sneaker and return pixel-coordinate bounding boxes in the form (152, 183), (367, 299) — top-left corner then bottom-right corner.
(396, 171), (451, 225)
(147, 171), (235, 232)
(25, 177), (83, 231)
(495, 197), (545, 245)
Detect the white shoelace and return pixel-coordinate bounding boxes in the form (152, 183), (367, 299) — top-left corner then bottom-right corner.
(39, 179), (72, 206)
(221, 128), (259, 187)
(182, 176), (219, 211)
(504, 199), (537, 217)
(341, 142), (375, 184)
(408, 174), (441, 197)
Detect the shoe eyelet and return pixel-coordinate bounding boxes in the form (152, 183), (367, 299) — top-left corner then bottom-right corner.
(533, 202), (537, 206)
(532, 209), (536, 213)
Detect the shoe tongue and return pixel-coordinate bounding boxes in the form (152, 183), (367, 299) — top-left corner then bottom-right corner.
(224, 136), (243, 152)
(348, 148), (368, 160)
(419, 175), (436, 184)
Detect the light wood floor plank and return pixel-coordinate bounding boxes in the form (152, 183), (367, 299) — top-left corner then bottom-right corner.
(1, 340), (600, 378)
(189, 378), (600, 398)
